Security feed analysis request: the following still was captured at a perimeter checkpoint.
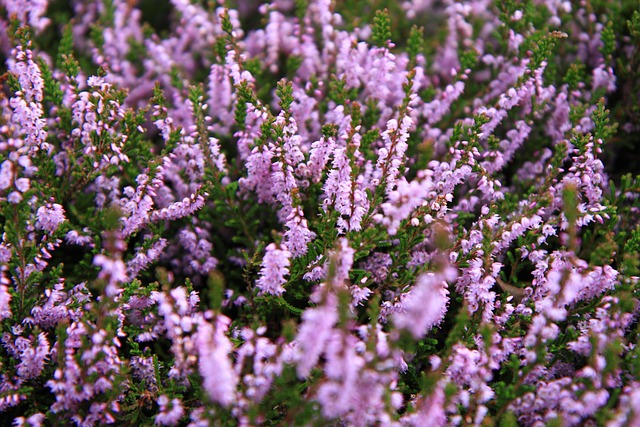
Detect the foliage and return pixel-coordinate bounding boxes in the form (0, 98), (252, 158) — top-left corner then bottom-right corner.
(1, 0), (640, 426)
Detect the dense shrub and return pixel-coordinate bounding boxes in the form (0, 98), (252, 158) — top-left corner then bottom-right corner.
(1, 0), (640, 425)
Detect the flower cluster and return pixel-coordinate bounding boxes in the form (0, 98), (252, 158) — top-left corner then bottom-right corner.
(1, 0), (640, 425)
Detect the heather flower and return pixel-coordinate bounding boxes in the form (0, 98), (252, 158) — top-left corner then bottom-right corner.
(322, 145), (369, 233)
(283, 206), (315, 257)
(329, 238), (355, 288)
(93, 254), (127, 297)
(120, 174), (156, 237)
(14, 178), (29, 192)
(446, 344), (495, 405)
(130, 356), (158, 391)
(47, 322), (125, 424)
(295, 302), (338, 378)
(256, 243), (291, 296)
(10, 46), (44, 104)
(3, 1), (50, 32)
(295, 238), (355, 379)
(150, 193), (206, 222)
(0, 284), (11, 320)
(359, 252), (393, 283)
(35, 204), (66, 233)
(240, 145), (276, 204)
(13, 413), (45, 427)
(155, 395), (184, 426)
(7, 191), (22, 204)
(206, 137), (227, 174)
(15, 332), (50, 380)
(350, 284), (373, 308)
(608, 383), (640, 427)
(234, 328), (282, 402)
(315, 330), (365, 418)
(8, 46), (47, 153)
(592, 64), (616, 93)
(31, 283), (70, 328)
(65, 229), (93, 247)
(151, 288), (200, 380)
(376, 116), (413, 193)
(0, 160), (14, 191)
(306, 134), (336, 182)
(402, 384), (447, 427)
(196, 314), (237, 407)
(1, 1), (639, 425)
(422, 81), (465, 125)
(336, 41), (408, 123)
(235, 104), (265, 160)
(207, 65), (234, 135)
(126, 238), (168, 279)
(377, 176), (433, 235)
(176, 228), (218, 276)
(393, 272), (450, 338)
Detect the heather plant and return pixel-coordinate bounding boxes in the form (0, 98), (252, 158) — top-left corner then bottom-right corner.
(1, 0), (640, 426)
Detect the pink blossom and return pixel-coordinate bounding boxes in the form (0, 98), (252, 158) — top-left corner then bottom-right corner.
(0, 283), (11, 320)
(322, 145), (369, 233)
(36, 204), (66, 233)
(3, 0), (50, 32)
(12, 413), (45, 427)
(93, 254), (127, 297)
(256, 243), (291, 296)
(127, 238), (168, 280)
(377, 177), (433, 235)
(0, 161), (14, 191)
(14, 332), (50, 380)
(150, 193), (206, 222)
(306, 134), (336, 183)
(376, 116), (413, 193)
(196, 314), (238, 407)
(295, 302), (338, 378)
(393, 272), (450, 338)
(284, 207), (315, 257)
(155, 395), (184, 426)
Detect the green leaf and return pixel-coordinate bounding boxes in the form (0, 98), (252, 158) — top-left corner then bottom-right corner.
(371, 9), (392, 48)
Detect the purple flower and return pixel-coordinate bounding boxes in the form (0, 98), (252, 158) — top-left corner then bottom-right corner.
(36, 204), (66, 233)
(13, 413), (45, 427)
(295, 302), (338, 378)
(322, 146), (369, 233)
(376, 116), (413, 193)
(126, 238), (168, 280)
(175, 228), (218, 276)
(402, 384), (447, 427)
(0, 160), (14, 191)
(150, 193), (206, 222)
(3, 0), (50, 32)
(377, 177), (433, 235)
(130, 356), (158, 391)
(65, 229), (94, 247)
(120, 174), (156, 237)
(393, 272), (450, 338)
(155, 395), (184, 426)
(0, 283), (11, 320)
(422, 81), (465, 126)
(315, 331), (365, 418)
(93, 254), (127, 297)
(283, 207), (315, 257)
(234, 329), (282, 402)
(240, 145), (276, 204)
(196, 314), (238, 407)
(256, 243), (291, 296)
(15, 332), (50, 380)
(306, 134), (336, 183)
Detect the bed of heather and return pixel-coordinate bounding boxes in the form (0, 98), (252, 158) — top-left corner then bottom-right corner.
(2, 0), (640, 425)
